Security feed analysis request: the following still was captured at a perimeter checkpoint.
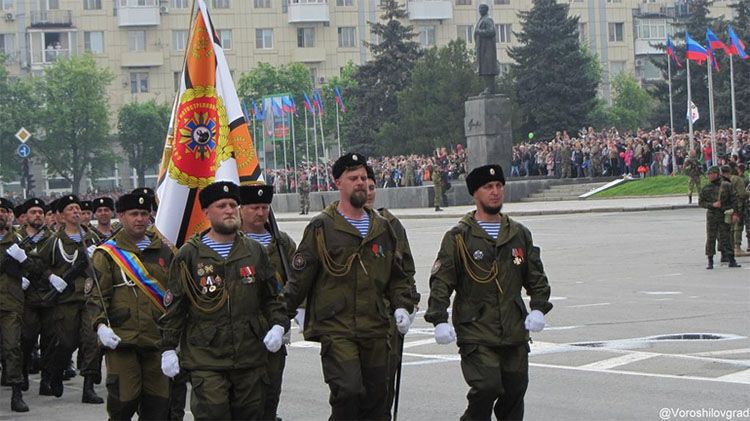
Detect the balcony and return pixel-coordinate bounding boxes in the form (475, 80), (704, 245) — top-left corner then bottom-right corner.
(120, 52), (164, 67)
(29, 10), (72, 28)
(290, 47), (326, 63)
(118, 5), (160, 26)
(408, 0), (453, 21)
(288, 0), (329, 23)
(638, 2), (665, 16)
(30, 48), (70, 67)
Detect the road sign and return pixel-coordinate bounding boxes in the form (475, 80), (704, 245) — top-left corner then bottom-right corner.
(17, 144), (31, 158)
(15, 127), (31, 143)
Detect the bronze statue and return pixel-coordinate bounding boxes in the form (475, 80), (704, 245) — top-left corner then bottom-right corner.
(474, 4), (498, 95)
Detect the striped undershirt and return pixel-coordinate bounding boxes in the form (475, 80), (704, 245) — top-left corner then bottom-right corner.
(339, 211), (370, 238)
(247, 232), (272, 247)
(477, 221), (501, 240)
(67, 232), (82, 243)
(202, 235), (233, 259)
(30, 231), (44, 243)
(135, 237), (151, 251)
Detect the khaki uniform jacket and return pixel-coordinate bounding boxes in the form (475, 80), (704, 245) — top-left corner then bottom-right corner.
(425, 212), (552, 347)
(16, 226), (54, 306)
(378, 208), (420, 305)
(0, 230), (29, 314)
(730, 175), (749, 211)
(283, 202), (414, 342)
(88, 230), (174, 349)
(683, 158), (703, 178)
(35, 227), (99, 305)
(267, 231), (296, 292)
(159, 232), (288, 371)
(699, 179), (737, 215)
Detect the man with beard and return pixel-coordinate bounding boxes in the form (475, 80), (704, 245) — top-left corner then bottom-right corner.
(425, 165), (553, 421)
(15, 198), (54, 393)
(0, 197), (31, 411)
(88, 192), (173, 419)
(239, 183), (297, 421)
(90, 197), (119, 239)
(159, 181), (288, 420)
(283, 153), (414, 420)
(34, 195), (104, 402)
(364, 166), (420, 413)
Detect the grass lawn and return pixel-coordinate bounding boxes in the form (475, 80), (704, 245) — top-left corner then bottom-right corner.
(594, 175), (705, 198)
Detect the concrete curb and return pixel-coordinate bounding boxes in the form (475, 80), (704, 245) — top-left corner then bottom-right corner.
(275, 203), (700, 222)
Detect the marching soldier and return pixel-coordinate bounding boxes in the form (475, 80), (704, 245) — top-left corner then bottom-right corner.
(91, 197), (119, 239)
(239, 184), (297, 421)
(158, 181), (289, 420)
(299, 174), (311, 215)
(699, 166), (740, 269)
(364, 165), (421, 412)
(1, 197), (31, 412)
(283, 153), (415, 420)
(34, 195), (104, 402)
(425, 164), (553, 421)
(683, 150), (703, 204)
(88, 192), (173, 419)
(80, 200), (95, 229)
(13, 205), (27, 228)
(727, 165), (750, 257)
(44, 199), (58, 231)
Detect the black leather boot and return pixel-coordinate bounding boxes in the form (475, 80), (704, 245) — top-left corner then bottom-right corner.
(82, 377), (104, 404)
(706, 256), (714, 270)
(11, 384), (29, 412)
(728, 257), (742, 268)
(720, 253), (729, 263)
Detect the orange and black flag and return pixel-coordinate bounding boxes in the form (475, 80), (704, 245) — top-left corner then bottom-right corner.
(155, 0), (260, 247)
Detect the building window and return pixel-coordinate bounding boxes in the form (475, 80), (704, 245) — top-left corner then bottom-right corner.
(606, 0), (622, 3)
(457, 25), (473, 44)
(338, 27), (356, 48)
(83, 0), (102, 10)
(297, 27), (315, 48)
(174, 71), (182, 91)
(636, 21), (666, 39)
(218, 29), (232, 50)
(130, 72), (149, 93)
(119, 0), (157, 5)
(336, 0), (353, 5)
(172, 30), (187, 51)
(608, 22), (623, 42)
(494, 0), (509, 5)
(84, 31), (104, 54)
(456, 0), (471, 5)
(419, 26), (436, 47)
(47, 0), (60, 8)
(578, 22), (587, 43)
(212, 0), (230, 8)
(1, 0), (12, 10)
(128, 30), (146, 52)
(308, 67), (317, 86)
(256, 28), (273, 49)
(609, 61), (625, 75)
(254, 0), (270, 7)
(171, 0), (188, 7)
(497, 24), (511, 43)
(0, 34), (15, 55)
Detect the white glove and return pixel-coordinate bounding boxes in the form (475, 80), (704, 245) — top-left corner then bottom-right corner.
(21, 277), (30, 291)
(263, 325), (285, 353)
(86, 245), (97, 258)
(48, 274), (67, 293)
(434, 322), (456, 344)
(97, 324), (121, 350)
(394, 308), (411, 335)
(161, 350), (180, 378)
(294, 309), (305, 328)
(6, 244), (27, 263)
(524, 310), (546, 333)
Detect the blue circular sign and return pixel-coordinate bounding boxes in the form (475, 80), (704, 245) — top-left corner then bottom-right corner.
(17, 144), (30, 158)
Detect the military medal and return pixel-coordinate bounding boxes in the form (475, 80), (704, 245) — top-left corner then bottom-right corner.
(512, 248), (524, 265)
(240, 266), (256, 284)
(209, 285), (216, 293)
(473, 250), (484, 261)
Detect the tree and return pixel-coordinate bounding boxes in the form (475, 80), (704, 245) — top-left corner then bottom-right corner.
(391, 40), (481, 154)
(117, 100), (171, 187)
(509, 0), (600, 139)
(0, 55), (38, 182)
(726, 0), (750, 130)
(237, 62), (313, 100)
(347, 0), (422, 155)
(591, 73), (655, 131)
(319, 62), (357, 154)
(35, 55), (115, 195)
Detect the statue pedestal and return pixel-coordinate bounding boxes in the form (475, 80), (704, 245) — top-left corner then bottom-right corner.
(464, 94), (513, 175)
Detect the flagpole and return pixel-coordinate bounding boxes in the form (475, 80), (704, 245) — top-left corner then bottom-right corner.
(318, 107), (331, 190)
(707, 59), (717, 163)
(668, 56), (676, 175)
(730, 55), (739, 154)
(304, 107), (310, 177)
(335, 102), (342, 157)
(282, 108), (288, 189)
(312, 105), (321, 191)
(687, 59), (694, 151)
(291, 106), (298, 193)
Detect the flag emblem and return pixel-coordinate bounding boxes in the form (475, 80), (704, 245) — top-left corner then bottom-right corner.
(172, 87), (230, 188)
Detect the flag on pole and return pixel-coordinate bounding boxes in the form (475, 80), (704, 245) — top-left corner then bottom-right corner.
(685, 32), (709, 64)
(334, 86), (346, 113)
(666, 36), (683, 68)
(303, 92), (315, 114)
(727, 26), (748, 59)
(155, 0), (261, 247)
(706, 28), (731, 55)
(282, 95), (295, 114)
(313, 89), (325, 116)
(251, 100), (265, 121)
(687, 100), (700, 124)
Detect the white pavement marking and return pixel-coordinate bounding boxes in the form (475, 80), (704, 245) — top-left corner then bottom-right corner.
(650, 273), (683, 278)
(716, 369), (750, 384)
(567, 302), (611, 308)
(530, 362), (750, 385)
(639, 291), (683, 295)
(578, 352), (655, 370)
(403, 338), (438, 349)
(692, 348), (750, 357)
(543, 325), (582, 331)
